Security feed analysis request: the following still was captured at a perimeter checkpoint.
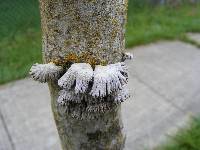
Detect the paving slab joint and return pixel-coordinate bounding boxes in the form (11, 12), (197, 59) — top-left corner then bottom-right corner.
(0, 108), (15, 150)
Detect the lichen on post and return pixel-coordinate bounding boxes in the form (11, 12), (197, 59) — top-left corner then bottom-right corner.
(38, 0), (128, 149)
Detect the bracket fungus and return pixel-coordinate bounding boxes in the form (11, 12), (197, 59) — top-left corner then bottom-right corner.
(90, 62), (128, 98)
(122, 52), (134, 61)
(57, 90), (82, 106)
(29, 63), (63, 83)
(58, 63), (93, 94)
(30, 52), (133, 119)
(114, 85), (130, 103)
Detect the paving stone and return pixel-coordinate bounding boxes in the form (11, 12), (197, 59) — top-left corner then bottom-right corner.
(0, 79), (61, 150)
(0, 109), (13, 150)
(128, 41), (200, 114)
(187, 32), (200, 44)
(123, 77), (188, 150)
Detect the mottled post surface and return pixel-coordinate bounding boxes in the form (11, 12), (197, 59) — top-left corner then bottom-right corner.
(39, 0), (128, 149)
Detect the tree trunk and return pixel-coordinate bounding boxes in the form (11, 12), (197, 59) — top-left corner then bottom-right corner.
(39, 0), (128, 150)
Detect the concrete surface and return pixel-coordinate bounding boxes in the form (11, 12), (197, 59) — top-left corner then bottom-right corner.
(187, 33), (200, 44)
(123, 41), (200, 149)
(0, 41), (200, 150)
(0, 80), (61, 150)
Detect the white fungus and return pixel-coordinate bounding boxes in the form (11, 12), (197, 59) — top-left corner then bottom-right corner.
(29, 62), (63, 83)
(58, 63), (93, 94)
(57, 90), (82, 105)
(114, 85), (130, 103)
(122, 52), (133, 61)
(90, 62), (128, 98)
(30, 59), (131, 120)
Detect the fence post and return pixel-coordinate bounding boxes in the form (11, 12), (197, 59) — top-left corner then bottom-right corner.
(38, 0), (128, 149)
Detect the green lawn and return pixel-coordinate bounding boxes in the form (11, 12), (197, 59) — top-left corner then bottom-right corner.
(0, 0), (42, 84)
(0, 0), (200, 84)
(155, 117), (200, 150)
(126, 1), (200, 47)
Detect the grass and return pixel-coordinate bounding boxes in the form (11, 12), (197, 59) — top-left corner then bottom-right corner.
(180, 34), (200, 48)
(155, 117), (200, 150)
(0, 29), (42, 84)
(0, 0), (200, 84)
(126, 1), (200, 47)
(0, 0), (42, 84)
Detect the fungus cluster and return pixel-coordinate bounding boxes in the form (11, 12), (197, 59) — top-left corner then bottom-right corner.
(30, 52), (132, 120)
(90, 62), (128, 97)
(30, 63), (63, 82)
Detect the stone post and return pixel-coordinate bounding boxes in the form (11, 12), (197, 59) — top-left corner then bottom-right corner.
(39, 0), (128, 149)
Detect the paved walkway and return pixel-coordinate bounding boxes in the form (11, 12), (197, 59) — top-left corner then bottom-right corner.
(0, 39), (200, 150)
(187, 32), (200, 44)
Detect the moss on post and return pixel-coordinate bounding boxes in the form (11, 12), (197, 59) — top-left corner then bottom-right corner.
(39, 0), (128, 149)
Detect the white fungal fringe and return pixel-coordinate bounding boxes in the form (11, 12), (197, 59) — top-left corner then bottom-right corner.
(108, 62), (128, 75)
(90, 62), (128, 98)
(58, 63), (93, 94)
(29, 63), (62, 83)
(123, 52), (133, 60)
(74, 64), (93, 94)
(57, 90), (82, 105)
(114, 85), (130, 103)
(58, 68), (76, 90)
(86, 103), (112, 113)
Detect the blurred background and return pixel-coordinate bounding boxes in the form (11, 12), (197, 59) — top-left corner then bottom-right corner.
(0, 0), (200, 84)
(0, 0), (200, 150)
